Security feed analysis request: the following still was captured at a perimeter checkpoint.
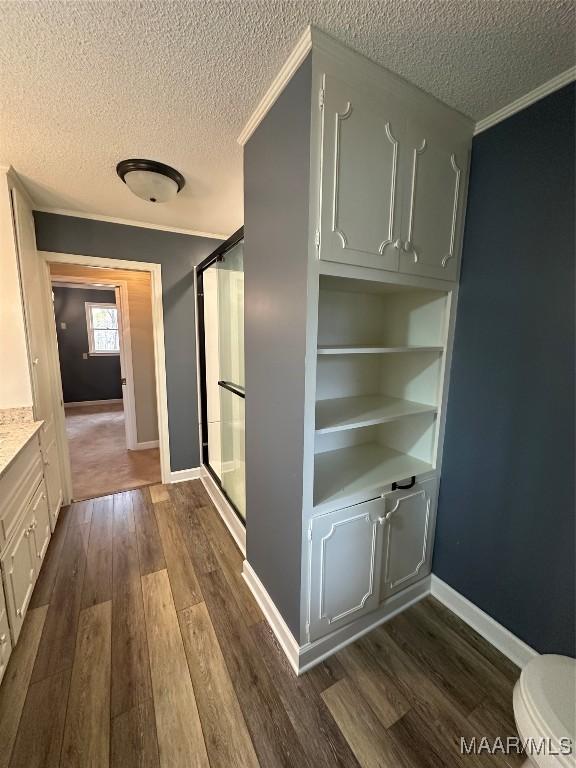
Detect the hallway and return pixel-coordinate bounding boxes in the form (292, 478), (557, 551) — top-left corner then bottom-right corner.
(65, 403), (161, 499)
(0, 480), (521, 768)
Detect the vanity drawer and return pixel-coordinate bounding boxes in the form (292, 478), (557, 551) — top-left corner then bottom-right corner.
(0, 436), (43, 550)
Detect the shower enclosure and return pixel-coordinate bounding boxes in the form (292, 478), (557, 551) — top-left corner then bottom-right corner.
(197, 228), (245, 520)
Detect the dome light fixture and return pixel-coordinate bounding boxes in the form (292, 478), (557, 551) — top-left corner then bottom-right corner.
(116, 159), (185, 203)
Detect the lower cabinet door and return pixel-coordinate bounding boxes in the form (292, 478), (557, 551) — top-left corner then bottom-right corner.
(1, 507), (36, 644)
(380, 478), (437, 598)
(0, 584), (12, 685)
(42, 438), (63, 530)
(30, 481), (51, 564)
(308, 497), (385, 642)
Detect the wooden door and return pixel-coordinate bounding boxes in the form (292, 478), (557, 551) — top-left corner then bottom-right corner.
(11, 187), (63, 520)
(1, 507), (36, 643)
(308, 497), (384, 641)
(398, 120), (468, 282)
(318, 74), (404, 271)
(380, 478), (436, 598)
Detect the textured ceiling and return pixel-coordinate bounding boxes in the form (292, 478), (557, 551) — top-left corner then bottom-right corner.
(0, 1), (573, 237)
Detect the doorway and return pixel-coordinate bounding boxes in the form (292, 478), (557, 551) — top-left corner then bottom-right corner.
(47, 261), (162, 500)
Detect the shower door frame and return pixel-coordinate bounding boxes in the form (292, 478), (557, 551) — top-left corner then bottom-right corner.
(196, 226), (245, 524)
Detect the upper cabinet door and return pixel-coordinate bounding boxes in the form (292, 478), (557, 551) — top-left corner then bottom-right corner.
(398, 120), (468, 282)
(318, 75), (403, 271)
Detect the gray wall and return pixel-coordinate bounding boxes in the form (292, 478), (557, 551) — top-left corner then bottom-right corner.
(244, 56), (312, 639)
(53, 286), (122, 403)
(433, 84), (575, 656)
(34, 212), (222, 472)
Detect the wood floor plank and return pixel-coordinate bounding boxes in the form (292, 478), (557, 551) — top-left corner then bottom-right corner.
(142, 569), (209, 768)
(111, 699), (160, 768)
(0, 606), (48, 768)
(196, 504), (262, 625)
(133, 488), (166, 576)
(467, 698), (524, 767)
(68, 498), (94, 527)
(31, 523), (87, 682)
(29, 506), (71, 609)
(338, 639), (411, 728)
(387, 707), (463, 768)
(305, 654), (348, 696)
(251, 620), (360, 768)
(321, 677), (406, 768)
(179, 602), (259, 768)
(81, 494), (114, 608)
(198, 568), (310, 768)
(61, 601), (112, 768)
(154, 500), (203, 610)
(8, 668), (70, 768)
(112, 492), (141, 593)
(167, 486), (219, 575)
(149, 484), (169, 503)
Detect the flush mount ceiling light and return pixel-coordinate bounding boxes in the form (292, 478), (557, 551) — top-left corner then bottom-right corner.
(116, 159), (185, 203)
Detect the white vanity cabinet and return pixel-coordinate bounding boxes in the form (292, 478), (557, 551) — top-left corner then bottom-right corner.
(317, 71), (469, 282)
(380, 478), (437, 599)
(0, 585), (12, 685)
(308, 497), (385, 642)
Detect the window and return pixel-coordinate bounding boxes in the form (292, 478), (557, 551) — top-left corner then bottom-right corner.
(85, 302), (120, 355)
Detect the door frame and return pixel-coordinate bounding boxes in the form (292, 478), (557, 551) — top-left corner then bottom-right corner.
(38, 251), (171, 500)
(50, 274), (138, 451)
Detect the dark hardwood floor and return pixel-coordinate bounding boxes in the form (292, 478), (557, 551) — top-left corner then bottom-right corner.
(0, 480), (522, 768)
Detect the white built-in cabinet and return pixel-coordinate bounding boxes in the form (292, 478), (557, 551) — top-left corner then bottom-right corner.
(318, 73), (468, 282)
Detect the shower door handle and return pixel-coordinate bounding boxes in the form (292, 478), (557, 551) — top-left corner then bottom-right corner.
(218, 380), (245, 399)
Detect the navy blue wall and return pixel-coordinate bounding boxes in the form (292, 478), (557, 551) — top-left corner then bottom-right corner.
(34, 213), (222, 472)
(53, 286), (121, 403)
(433, 84), (575, 656)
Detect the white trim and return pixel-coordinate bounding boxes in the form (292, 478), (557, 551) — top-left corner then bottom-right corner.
(242, 561), (302, 674)
(133, 440), (159, 451)
(201, 469), (246, 555)
(34, 206), (228, 240)
(237, 27), (313, 145)
(39, 250), (171, 485)
(474, 66), (576, 135)
(168, 467), (203, 483)
(64, 399), (123, 408)
(430, 575), (538, 668)
(242, 558), (429, 675)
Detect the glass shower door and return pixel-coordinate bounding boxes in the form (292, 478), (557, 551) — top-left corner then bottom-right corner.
(198, 231), (245, 522)
(216, 241), (245, 519)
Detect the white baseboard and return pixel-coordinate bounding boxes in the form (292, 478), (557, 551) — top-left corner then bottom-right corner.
(242, 561), (301, 674)
(167, 467), (203, 483)
(430, 575), (538, 668)
(64, 399), (123, 408)
(201, 469), (246, 555)
(242, 559), (430, 675)
(132, 440), (159, 451)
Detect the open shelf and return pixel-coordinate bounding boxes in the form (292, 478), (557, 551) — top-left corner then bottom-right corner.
(314, 442), (433, 510)
(317, 345), (444, 355)
(316, 395), (437, 434)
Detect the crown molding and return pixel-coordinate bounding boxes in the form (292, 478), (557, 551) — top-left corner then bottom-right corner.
(237, 26), (313, 146)
(474, 65), (576, 135)
(33, 206), (227, 240)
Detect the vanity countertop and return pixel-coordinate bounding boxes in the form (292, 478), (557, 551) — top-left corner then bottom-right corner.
(0, 412), (43, 479)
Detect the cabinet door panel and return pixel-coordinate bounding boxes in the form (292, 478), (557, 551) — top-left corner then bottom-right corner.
(399, 123), (468, 281)
(381, 479), (436, 598)
(1, 509), (36, 643)
(42, 437), (63, 529)
(308, 497), (384, 641)
(319, 75), (403, 271)
(30, 481), (51, 564)
(0, 586), (12, 685)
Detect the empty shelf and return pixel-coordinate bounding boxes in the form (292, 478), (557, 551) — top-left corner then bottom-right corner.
(317, 345), (444, 355)
(315, 395), (437, 434)
(314, 443), (433, 511)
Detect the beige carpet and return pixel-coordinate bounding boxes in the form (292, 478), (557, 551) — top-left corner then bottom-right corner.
(65, 403), (161, 500)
